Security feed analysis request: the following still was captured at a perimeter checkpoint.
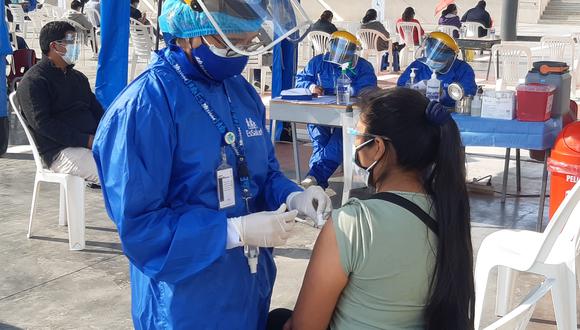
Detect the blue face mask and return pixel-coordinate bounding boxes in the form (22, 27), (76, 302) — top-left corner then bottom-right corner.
(56, 43), (80, 65)
(191, 43), (249, 81)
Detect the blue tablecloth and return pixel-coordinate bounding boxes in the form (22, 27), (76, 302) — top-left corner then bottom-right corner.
(452, 114), (562, 150)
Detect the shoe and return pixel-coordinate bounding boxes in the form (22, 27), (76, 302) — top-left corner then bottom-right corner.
(253, 81), (270, 92)
(300, 175), (318, 189)
(86, 182), (101, 189)
(279, 127), (293, 142)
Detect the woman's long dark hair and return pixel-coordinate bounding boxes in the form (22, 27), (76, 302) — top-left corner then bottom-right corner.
(402, 7), (415, 21)
(441, 4), (457, 17)
(359, 88), (474, 329)
(362, 9), (377, 24)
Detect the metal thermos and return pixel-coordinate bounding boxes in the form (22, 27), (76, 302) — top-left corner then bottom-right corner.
(455, 96), (473, 115)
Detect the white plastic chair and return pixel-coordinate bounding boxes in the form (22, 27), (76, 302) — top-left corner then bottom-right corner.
(129, 18), (155, 80)
(462, 22), (488, 39)
(491, 44), (532, 88)
(436, 25), (460, 38)
(474, 181), (580, 330)
(297, 39), (313, 72)
(356, 29), (392, 74)
(244, 53), (272, 96)
(84, 7), (100, 29)
(482, 279), (554, 330)
(307, 31), (331, 56)
(573, 33), (580, 88)
(8, 92), (86, 251)
(396, 21), (421, 68)
(8, 4), (30, 39)
(541, 36), (577, 97)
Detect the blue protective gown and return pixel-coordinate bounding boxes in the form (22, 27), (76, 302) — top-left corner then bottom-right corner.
(397, 59), (477, 107)
(93, 46), (302, 329)
(295, 54), (377, 188)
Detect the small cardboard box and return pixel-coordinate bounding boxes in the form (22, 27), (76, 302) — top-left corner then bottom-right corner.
(481, 90), (516, 120)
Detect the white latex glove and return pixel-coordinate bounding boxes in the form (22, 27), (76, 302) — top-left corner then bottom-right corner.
(286, 186), (332, 227)
(228, 204), (298, 248)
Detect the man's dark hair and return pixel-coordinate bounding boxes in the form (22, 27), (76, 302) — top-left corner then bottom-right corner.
(477, 0), (486, 9)
(320, 10), (333, 22)
(71, 0), (83, 10)
(130, 0), (139, 5)
(39, 21), (76, 55)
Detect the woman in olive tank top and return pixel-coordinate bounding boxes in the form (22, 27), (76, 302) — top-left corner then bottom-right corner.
(268, 88), (475, 330)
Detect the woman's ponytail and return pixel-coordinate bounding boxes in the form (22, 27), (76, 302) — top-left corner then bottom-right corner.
(424, 119), (475, 330)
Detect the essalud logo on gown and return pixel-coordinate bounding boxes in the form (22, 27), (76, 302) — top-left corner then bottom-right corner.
(245, 118), (263, 137)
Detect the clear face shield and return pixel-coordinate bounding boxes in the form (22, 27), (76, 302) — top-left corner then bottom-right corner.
(341, 113), (373, 199)
(324, 37), (359, 68)
(53, 32), (81, 65)
(193, 0), (312, 56)
(415, 37), (457, 74)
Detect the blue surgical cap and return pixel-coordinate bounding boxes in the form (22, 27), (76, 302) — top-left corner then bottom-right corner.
(158, 0), (263, 39)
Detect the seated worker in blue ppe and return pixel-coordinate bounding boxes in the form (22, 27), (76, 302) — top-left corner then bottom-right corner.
(92, 0), (332, 329)
(397, 31), (476, 107)
(295, 31), (377, 189)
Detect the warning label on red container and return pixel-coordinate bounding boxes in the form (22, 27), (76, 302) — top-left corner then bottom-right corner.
(566, 175), (579, 183)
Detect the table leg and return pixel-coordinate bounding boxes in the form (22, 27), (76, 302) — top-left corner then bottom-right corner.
(516, 149), (521, 193)
(270, 119), (277, 145)
(486, 48), (494, 81)
(388, 42), (393, 72)
(291, 122), (301, 182)
(537, 150), (550, 232)
(501, 148), (511, 204)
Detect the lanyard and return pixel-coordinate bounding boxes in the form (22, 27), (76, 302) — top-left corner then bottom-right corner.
(164, 50), (253, 206)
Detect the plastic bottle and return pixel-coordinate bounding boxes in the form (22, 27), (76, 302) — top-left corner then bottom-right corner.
(471, 86), (484, 117)
(489, 27), (496, 40)
(336, 63), (351, 105)
(425, 72), (441, 102)
(406, 68), (417, 88)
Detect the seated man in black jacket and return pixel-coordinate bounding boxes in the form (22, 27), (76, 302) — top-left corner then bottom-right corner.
(17, 21), (103, 184)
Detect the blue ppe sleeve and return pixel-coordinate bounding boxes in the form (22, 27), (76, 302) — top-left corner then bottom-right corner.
(243, 80), (302, 208)
(93, 77), (227, 284)
(295, 56), (321, 89)
(0, 4), (11, 119)
(456, 61), (477, 96)
(351, 60), (377, 96)
(95, 0), (129, 108)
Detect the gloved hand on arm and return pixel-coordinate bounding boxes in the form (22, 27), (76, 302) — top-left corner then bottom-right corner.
(286, 186), (332, 227)
(227, 204), (298, 248)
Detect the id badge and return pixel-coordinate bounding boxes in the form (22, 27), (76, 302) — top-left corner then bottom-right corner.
(217, 148), (236, 209)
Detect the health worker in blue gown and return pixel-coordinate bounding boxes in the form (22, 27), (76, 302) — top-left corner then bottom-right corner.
(92, 0), (331, 329)
(295, 31), (377, 189)
(397, 32), (476, 107)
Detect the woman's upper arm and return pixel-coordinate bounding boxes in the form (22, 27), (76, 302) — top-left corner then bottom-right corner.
(291, 219), (349, 330)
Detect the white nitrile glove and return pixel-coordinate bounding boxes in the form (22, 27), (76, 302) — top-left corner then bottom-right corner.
(286, 186), (332, 227)
(228, 204), (298, 248)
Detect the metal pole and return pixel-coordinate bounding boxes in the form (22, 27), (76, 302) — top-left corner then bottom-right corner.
(155, 0), (163, 51)
(501, 0), (519, 41)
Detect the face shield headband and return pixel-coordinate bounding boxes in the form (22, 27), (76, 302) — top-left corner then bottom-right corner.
(416, 37), (457, 74)
(193, 0), (312, 56)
